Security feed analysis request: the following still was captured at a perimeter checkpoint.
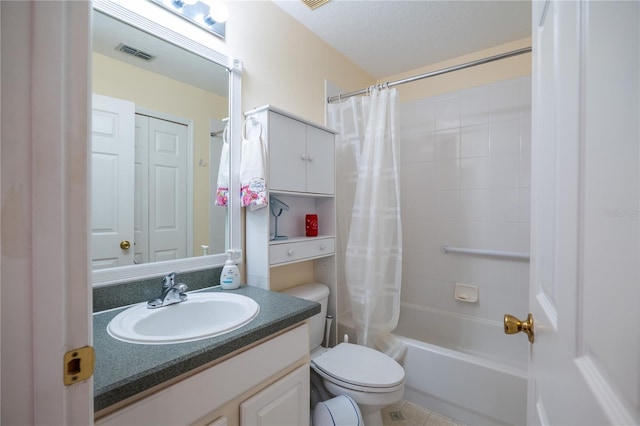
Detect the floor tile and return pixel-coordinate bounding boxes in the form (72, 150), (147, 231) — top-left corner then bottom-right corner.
(381, 400), (464, 426)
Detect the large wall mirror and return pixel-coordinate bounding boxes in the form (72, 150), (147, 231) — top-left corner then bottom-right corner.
(92, 0), (242, 286)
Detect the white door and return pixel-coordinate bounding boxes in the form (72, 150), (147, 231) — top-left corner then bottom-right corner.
(527, 1), (639, 424)
(147, 115), (189, 262)
(91, 94), (135, 269)
(135, 114), (150, 264)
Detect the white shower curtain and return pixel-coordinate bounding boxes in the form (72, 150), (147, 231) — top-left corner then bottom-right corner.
(328, 87), (404, 358)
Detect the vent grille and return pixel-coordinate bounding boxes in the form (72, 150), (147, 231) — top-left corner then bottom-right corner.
(116, 43), (156, 61)
(301, 0), (331, 10)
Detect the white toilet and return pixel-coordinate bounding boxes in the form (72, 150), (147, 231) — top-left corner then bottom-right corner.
(284, 283), (405, 426)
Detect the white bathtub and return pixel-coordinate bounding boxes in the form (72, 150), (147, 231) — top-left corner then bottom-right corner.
(394, 304), (528, 426)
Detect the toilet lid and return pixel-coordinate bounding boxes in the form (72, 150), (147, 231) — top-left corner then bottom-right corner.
(311, 343), (405, 389)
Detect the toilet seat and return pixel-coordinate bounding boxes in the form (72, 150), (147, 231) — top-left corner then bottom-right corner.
(311, 343), (405, 393)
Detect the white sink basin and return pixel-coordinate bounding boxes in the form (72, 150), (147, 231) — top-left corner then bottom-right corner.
(107, 292), (260, 344)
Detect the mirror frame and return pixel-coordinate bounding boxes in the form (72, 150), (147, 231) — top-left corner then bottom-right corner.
(92, 0), (242, 287)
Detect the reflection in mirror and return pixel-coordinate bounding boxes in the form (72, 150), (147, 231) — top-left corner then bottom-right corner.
(91, 7), (234, 283)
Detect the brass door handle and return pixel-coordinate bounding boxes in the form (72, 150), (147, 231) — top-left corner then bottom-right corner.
(504, 313), (534, 343)
(120, 240), (131, 250)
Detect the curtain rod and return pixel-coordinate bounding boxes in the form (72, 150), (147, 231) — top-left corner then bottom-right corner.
(327, 46), (532, 104)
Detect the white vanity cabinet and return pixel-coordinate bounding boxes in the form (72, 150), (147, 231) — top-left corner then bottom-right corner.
(245, 105), (338, 347)
(95, 324), (310, 426)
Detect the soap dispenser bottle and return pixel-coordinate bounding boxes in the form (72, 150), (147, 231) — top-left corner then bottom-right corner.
(220, 250), (240, 289)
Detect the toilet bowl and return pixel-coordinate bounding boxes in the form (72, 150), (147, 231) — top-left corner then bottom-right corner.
(284, 283), (406, 426)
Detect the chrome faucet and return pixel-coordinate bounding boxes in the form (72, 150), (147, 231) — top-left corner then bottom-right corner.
(147, 272), (188, 309)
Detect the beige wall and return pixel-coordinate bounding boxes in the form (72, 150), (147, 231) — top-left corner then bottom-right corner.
(378, 37), (532, 102)
(92, 52), (228, 255)
(223, 1), (374, 124)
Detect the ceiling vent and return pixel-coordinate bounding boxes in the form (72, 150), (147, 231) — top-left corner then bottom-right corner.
(115, 43), (156, 61)
(301, 0), (331, 10)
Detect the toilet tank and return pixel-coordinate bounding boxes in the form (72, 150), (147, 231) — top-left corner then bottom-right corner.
(283, 283), (330, 351)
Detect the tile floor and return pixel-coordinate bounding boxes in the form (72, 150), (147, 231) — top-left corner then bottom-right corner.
(381, 400), (465, 426)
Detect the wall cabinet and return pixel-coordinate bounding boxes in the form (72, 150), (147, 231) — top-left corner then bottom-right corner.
(269, 111), (334, 195)
(95, 324), (309, 426)
(245, 106), (338, 347)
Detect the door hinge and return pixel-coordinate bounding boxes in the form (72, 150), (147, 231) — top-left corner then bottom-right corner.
(63, 346), (95, 386)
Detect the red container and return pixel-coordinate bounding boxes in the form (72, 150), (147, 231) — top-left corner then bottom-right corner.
(305, 214), (318, 237)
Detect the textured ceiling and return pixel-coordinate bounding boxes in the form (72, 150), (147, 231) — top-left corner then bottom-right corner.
(272, 0), (532, 79)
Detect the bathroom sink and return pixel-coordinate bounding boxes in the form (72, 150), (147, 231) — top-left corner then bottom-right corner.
(107, 292), (260, 344)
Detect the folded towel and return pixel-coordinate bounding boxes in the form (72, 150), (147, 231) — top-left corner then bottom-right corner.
(240, 118), (268, 210)
(215, 124), (230, 206)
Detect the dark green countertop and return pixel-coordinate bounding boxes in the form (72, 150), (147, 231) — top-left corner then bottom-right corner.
(93, 285), (319, 413)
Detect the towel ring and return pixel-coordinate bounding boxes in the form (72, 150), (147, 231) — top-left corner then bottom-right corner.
(242, 116), (263, 140)
(222, 122), (230, 144)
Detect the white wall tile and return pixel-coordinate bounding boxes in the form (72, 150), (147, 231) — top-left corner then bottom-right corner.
(435, 190), (459, 220)
(402, 218), (439, 250)
(520, 152), (531, 188)
(488, 188), (520, 222)
(401, 98), (435, 131)
(460, 157), (490, 189)
(486, 222), (530, 252)
(402, 161), (437, 192)
(436, 159), (460, 190)
(400, 129), (435, 164)
(490, 119), (521, 154)
(461, 85), (489, 127)
(435, 95), (460, 130)
(459, 189), (490, 221)
(455, 221), (488, 248)
(519, 188), (531, 223)
(435, 129), (460, 160)
(489, 79), (522, 122)
(489, 153), (520, 188)
(461, 124), (490, 158)
(398, 76), (531, 336)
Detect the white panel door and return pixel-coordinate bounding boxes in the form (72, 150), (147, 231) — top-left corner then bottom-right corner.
(528, 1), (639, 424)
(269, 111), (307, 193)
(240, 365), (310, 426)
(135, 114), (150, 264)
(91, 94), (135, 269)
(306, 125), (335, 195)
(148, 116), (188, 262)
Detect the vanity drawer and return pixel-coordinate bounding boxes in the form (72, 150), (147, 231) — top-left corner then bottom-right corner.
(269, 237), (335, 265)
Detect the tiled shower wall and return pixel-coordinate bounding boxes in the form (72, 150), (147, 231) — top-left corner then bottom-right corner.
(399, 76), (531, 323)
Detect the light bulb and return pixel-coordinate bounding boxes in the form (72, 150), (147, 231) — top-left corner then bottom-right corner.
(203, 0), (229, 24)
(172, 0), (197, 7)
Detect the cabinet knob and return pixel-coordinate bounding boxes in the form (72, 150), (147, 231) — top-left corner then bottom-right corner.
(287, 249), (294, 256)
(320, 244), (326, 250)
(307, 155), (314, 162)
(300, 154), (306, 161)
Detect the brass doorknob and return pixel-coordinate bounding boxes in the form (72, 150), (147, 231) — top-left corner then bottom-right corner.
(504, 313), (534, 343)
(120, 240), (131, 250)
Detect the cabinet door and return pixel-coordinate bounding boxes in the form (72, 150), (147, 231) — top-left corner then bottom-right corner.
(306, 125), (335, 195)
(240, 365), (310, 426)
(269, 112), (306, 192)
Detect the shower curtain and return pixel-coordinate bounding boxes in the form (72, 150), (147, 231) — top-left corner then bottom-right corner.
(328, 87), (404, 358)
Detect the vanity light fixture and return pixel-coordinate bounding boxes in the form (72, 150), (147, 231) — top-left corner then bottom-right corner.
(149, 0), (228, 39)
